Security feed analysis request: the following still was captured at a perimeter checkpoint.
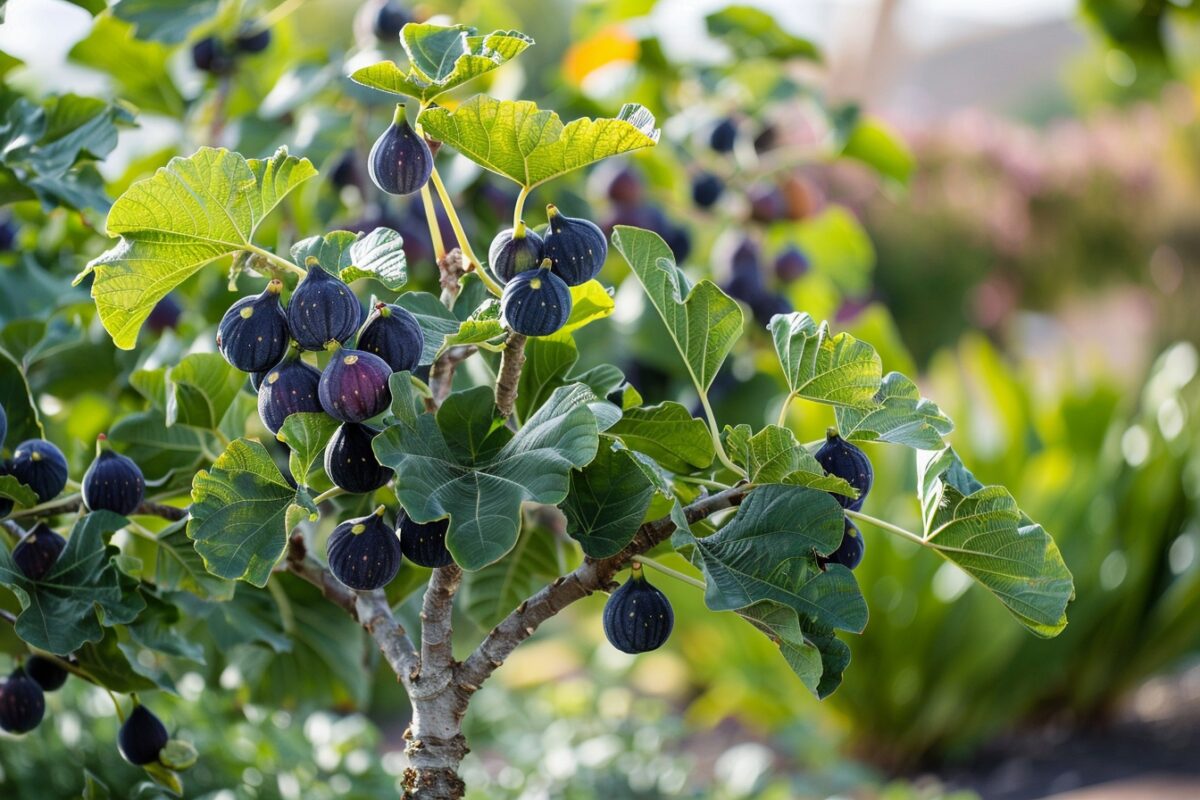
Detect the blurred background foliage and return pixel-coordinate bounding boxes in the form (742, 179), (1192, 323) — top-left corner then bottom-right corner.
(1, 0), (1199, 797)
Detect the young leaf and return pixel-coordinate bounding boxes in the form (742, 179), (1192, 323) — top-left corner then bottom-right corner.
(834, 371), (954, 450)
(562, 281), (615, 334)
(742, 425), (856, 496)
(562, 443), (655, 558)
(350, 24), (534, 103)
(79, 147), (317, 349)
(418, 98), (659, 190)
(277, 413), (340, 488)
(608, 402), (715, 473)
(0, 511), (146, 654)
(437, 301), (504, 355)
(769, 312), (882, 408)
(188, 438), (302, 587)
(374, 382), (600, 570)
(611, 225), (742, 393)
(915, 447), (1074, 637)
(293, 228), (409, 289)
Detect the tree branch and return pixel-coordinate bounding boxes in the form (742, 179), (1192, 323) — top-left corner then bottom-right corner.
(415, 565), (462, 690)
(437, 248), (466, 306)
(5, 497), (188, 523)
(456, 484), (748, 691)
(494, 333), (526, 418)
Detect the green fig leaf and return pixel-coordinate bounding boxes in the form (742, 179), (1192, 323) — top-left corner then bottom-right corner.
(835, 371), (954, 450)
(277, 413), (340, 489)
(562, 443), (655, 558)
(608, 402), (715, 474)
(769, 312), (882, 408)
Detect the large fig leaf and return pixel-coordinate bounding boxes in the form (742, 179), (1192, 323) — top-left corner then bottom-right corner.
(769, 312), (881, 408)
(835, 370), (954, 450)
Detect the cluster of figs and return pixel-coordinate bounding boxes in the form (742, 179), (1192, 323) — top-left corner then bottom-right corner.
(601, 429), (873, 655)
(0, 408), (171, 765)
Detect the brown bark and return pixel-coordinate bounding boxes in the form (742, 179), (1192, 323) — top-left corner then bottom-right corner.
(493, 333), (527, 418)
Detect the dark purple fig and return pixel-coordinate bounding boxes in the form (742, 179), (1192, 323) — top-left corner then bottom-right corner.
(0, 460), (14, 518)
(217, 279), (289, 372)
(543, 205), (607, 286)
(368, 104), (433, 196)
(82, 435), (145, 516)
(602, 566), (674, 654)
(820, 519), (865, 571)
(234, 25), (271, 53)
(0, 668), (44, 734)
(373, 0), (411, 40)
(249, 371), (268, 393)
(814, 430), (873, 512)
(118, 704), (169, 766)
(24, 656), (68, 692)
(326, 506), (402, 590)
(287, 260), (360, 351)
(691, 172), (724, 209)
(10, 439), (68, 503)
(146, 294), (182, 333)
(330, 150), (361, 190)
(748, 183), (787, 223)
(318, 346), (392, 423)
(589, 162), (643, 206)
(357, 302), (424, 372)
(191, 36), (234, 74)
(0, 216), (17, 250)
(12, 522), (66, 581)
(664, 224), (691, 263)
(709, 117), (738, 153)
(397, 512), (452, 568)
(488, 223), (544, 284)
(324, 422), (392, 494)
(774, 245), (809, 282)
(257, 348), (324, 434)
(754, 124), (779, 153)
(500, 262), (572, 337)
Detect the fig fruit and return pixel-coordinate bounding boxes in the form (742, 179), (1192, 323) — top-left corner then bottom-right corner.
(24, 655), (68, 692)
(591, 163), (643, 206)
(748, 183), (787, 223)
(373, 0), (411, 40)
(12, 522), (66, 581)
(257, 348), (324, 434)
(691, 172), (724, 209)
(326, 506), (402, 591)
(0, 668), (45, 734)
(773, 245), (809, 282)
(118, 704), (169, 766)
(709, 117), (738, 153)
(814, 430), (873, 511)
(368, 104), (433, 196)
(501, 262), (572, 337)
(146, 294), (182, 333)
(0, 460), (14, 518)
(10, 439), (68, 503)
(488, 223), (544, 284)
(235, 25), (271, 53)
(543, 205), (607, 286)
(191, 36), (234, 74)
(602, 567), (674, 654)
(397, 512), (453, 568)
(287, 261), (360, 351)
(357, 302), (424, 373)
(324, 422), (393, 494)
(820, 519), (866, 571)
(330, 149), (361, 190)
(318, 346), (392, 423)
(82, 435), (145, 516)
(217, 279), (290, 372)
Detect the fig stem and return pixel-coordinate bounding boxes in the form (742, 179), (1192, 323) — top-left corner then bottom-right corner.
(427, 167), (501, 297)
(845, 510), (927, 547)
(673, 475), (730, 491)
(696, 391), (746, 479)
(418, 183), (447, 261)
(632, 555), (706, 591)
(512, 185), (530, 233)
(5, 492), (83, 521)
(391, 103), (407, 126)
(244, 243), (306, 277)
(312, 486), (347, 505)
(776, 391), (795, 428)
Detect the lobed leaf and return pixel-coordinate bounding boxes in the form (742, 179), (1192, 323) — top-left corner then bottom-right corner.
(562, 443), (655, 558)
(608, 402), (715, 474)
(769, 312), (881, 408)
(835, 371), (954, 450)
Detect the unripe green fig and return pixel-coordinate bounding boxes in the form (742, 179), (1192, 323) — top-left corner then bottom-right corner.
(543, 205), (607, 286)
(488, 223), (544, 284)
(602, 567), (674, 654)
(369, 104), (433, 196)
(500, 262), (572, 337)
(82, 435), (145, 516)
(217, 279), (290, 372)
(327, 506), (402, 591)
(287, 260), (361, 351)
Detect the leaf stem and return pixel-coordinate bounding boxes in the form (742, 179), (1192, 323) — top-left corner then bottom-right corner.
(674, 475), (730, 491)
(107, 690), (127, 724)
(312, 487), (347, 505)
(7, 492), (83, 521)
(845, 510), (927, 547)
(418, 184), (447, 261)
(512, 185), (530, 232)
(632, 555), (706, 590)
(244, 243), (306, 278)
(696, 392), (745, 478)
(776, 392), (795, 428)
(427, 169), (502, 297)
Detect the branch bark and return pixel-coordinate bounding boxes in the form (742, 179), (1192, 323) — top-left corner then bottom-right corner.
(494, 333), (526, 418)
(428, 345), (477, 409)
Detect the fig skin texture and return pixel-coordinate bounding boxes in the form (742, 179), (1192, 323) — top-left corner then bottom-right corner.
(82, 436), (146, 516)
(118, 704), (170, 766)
(257, 349), (325, 434)
(12, 522), (66, 581)
(368, 104), (433, 196)
(397, 512), (453, 568)
(24, 655), (68, 692)
(324, 422), (393, 494)
(500, 263), (572, 337)
(10, 439), (68, 503)
(488, 224), (544, 285)
(602, 567), (674, 654)
(820, 519), (866, 571)
(287, 261), (361, 351)
(357, 302), (424, 373)
(326, 506), (402, 591)
(0, 668), (45, 734)
(217, 279), (290, 372)
(318, 347), (393, 423)
(814, 430), (873, 512)
(543, 204), (607, 286)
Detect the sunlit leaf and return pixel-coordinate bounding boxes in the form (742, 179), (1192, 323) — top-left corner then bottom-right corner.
(835, 371), (954, 450)
(769, 312), (881, 408)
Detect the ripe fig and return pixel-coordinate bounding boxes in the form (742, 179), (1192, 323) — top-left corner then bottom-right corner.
(324, 422), (392, 494)
(12, 523), (66, 581)
(318, 346), (393, 423)
(589, 162), (643, 206)
(24, 655), (68, 692)
(287, 260), (360, 351)
(10, 439), (68, 503)
(602, 567), (674, 654)
(691, 172), (724, 209)
(543, 205), (607, 286)
(820, 519), (866, 571)
(488, 223), (544, 284)
(146, 294), (182, 333)
(118, 704), (169, 766)
(500, 262), (572, 337)
(234, 25), (271, 53)
(330, 149), (361, 191)
(368, 104), (433, 196)
(0, 668), (45, 734)
(709, 117), (738, 153)
(357, 302), (424, 373)
(814, 430), (873, 511)
(373, 0), (411, 40)
(217, 280), (290, 372)
(191, 36), (234, 74)
(82, 435), (145, 516)
(326, 506), (402, 590)
(257, 348), (324, 434)
(397, 512), (453, 568)
(249, 370), (268, 393)
(773, 245), (809, 282)
(748, 183), (787, 223)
